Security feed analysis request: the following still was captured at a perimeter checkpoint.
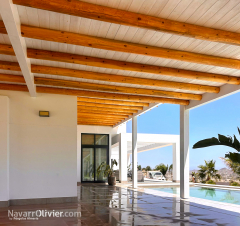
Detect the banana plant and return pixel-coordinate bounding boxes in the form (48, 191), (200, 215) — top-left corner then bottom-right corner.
(97, 159), (118, 178)
(193, 127), (240, 163)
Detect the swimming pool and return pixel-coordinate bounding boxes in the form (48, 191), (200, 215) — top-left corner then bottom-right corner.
(150, 186), (240, 205)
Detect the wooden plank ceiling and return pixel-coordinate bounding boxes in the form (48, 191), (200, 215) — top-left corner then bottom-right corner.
(1, 0), (240, 126)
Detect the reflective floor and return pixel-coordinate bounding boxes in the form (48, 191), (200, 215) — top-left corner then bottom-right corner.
(0, 184), (239, 225)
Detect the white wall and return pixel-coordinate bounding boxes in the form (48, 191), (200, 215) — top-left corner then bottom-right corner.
(0, 96), (9, 202)
(0, 90), (77, 200)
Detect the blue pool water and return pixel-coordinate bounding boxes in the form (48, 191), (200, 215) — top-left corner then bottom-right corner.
(151, 186), (240, 205)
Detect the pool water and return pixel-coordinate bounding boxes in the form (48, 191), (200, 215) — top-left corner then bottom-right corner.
(151, 186), (240, 205)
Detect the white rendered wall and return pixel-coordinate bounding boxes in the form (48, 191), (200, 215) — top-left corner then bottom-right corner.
(0, 96), (9, 201)
(0, 90), (77, 200)
(110, 147), (119, 170)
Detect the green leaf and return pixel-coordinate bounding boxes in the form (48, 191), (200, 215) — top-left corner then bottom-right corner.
(233, 135), (240, 151)
(193, 137), (220, 149)
(218, 134), (233, 146)
(225, 152), (240, 164)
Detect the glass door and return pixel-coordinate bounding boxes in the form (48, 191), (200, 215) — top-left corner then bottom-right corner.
(81, 134), (109, 182)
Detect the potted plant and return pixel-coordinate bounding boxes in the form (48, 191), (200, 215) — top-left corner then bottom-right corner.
(97, 159), (118, 185)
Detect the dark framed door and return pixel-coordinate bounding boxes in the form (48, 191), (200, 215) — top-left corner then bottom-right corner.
(81, 134), (109, 182)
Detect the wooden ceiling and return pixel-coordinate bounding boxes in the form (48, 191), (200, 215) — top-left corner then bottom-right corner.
(0, 0), (240, 126)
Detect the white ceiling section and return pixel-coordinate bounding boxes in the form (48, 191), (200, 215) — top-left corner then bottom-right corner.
(1, 0), (240, 126)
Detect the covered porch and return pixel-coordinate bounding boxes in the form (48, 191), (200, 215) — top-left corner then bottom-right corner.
(0, 0), (240, 225)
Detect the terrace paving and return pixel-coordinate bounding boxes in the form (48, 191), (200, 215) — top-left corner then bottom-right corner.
(0, 184), (239, 225)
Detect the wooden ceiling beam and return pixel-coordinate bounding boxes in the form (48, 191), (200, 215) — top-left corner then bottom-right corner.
(77, 101), (143, 110)
(78, 117), (125, 121)
(0, 60), (21, 71)
(14, 24), (240, 70)
(77, 118), (122, 122)
(77, 122), (119, 126)
(78, 122), (114, 126)
(0, 73), (25, 83)
(78, 120), (114, 123)
(78, 121), (120, 125)
(0, 83), (28, 92)
(12, 0), (240, 46)
(78, 105), (137, 114)
(78, 118), (114, 123)
(77, 120), (122, 124)
(77, 97), (149, 107)
(0, 80), (189, 105)
(0, 21), (7, 34)
(77, 119), (116, 122)
(78, 109), (130, 117)
(0, 44), (237, 86)
(28, 49), (240, 85)
(77, 112), (128, 118)
(78, 114), (126, 120)
(36, 86), (190, 105)
(31, 64), (220, 93)
(34, 77), (201, 100)
(0, 44), (15, 55)
(78, 121), (122, 125)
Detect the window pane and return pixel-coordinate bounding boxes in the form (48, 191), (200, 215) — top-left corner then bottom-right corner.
(95, 148), (107, 182)
(82, 148), (94, 181)
(82, 134), (94, 145)
(95, 135), (108, 145)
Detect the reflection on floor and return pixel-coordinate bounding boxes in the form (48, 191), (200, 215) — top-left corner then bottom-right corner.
(0, 184), (240, 225)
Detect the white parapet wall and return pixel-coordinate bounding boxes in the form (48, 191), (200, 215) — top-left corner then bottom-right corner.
(0, 90), (77, 202)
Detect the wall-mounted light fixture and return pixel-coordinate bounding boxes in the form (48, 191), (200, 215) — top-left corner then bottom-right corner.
(39, 111), (50, 117)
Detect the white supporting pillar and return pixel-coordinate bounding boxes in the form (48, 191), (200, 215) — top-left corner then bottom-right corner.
(180, 105), (189, 199)
(0, 0), (36, 96)
(127, 153), (131, 166)
(0, 96), (9, 207)
(132, 116), (137, 188)
(172, 143), (180, 182)
(119, 133), (128, 183)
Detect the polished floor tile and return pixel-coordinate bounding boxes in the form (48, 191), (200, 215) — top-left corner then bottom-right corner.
(0, 185), (239, 225)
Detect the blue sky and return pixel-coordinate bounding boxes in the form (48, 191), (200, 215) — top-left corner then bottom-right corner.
(127, 92), (240, 170)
